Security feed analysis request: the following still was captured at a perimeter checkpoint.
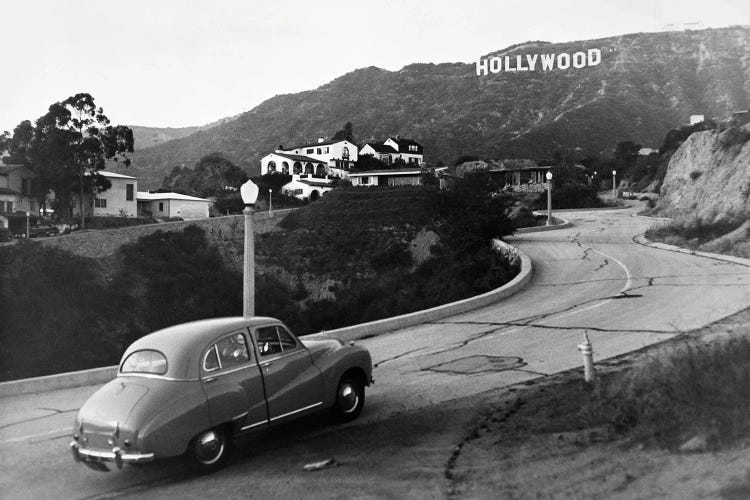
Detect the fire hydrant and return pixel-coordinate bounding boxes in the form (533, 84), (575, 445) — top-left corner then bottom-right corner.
(577, 331), (596, 383)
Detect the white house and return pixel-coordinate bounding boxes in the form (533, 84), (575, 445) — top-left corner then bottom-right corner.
(383, 137), (424, 165)
(359, 142), (398, 164)
(73, 171), (138, 218)
(261, 138), (358, 177)
(137, 192), (210, 220)
(281, 175), (334, 200)
(359, 137), (425, 165)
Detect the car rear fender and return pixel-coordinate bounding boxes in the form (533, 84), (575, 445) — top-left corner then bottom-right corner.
(131, 379), (211, 458)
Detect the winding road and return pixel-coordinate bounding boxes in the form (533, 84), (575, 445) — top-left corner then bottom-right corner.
(2, 206), (750, 499)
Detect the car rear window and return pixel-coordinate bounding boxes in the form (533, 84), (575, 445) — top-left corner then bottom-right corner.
(121, 349), (168, 375)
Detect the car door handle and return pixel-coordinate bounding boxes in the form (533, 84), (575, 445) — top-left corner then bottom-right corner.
(203, 377), (216, 383)
(261, 361), (273, 368)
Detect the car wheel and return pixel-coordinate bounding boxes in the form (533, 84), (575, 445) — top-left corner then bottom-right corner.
(186, 427), (230, 474)
(333, 375), (365, 422)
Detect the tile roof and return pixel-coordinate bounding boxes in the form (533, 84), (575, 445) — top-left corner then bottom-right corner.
(270, 152), (325, 163)
(386, 137), (423, 152)
(287, 138), (353, 150)
(0, 187), (21, 195)
(361, 142), (397, 154)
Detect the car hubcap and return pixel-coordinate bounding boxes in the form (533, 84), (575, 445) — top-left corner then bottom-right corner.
(195, 430), (224, 464)
(339, 384), (359, 414)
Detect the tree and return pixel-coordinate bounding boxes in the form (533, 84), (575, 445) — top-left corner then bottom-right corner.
(7, 94), (134, 227)
(162, 153), (248, 197)
(331, 122), (355, 142)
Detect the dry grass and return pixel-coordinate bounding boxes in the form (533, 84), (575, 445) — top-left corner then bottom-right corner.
(584, 337), (750, 449)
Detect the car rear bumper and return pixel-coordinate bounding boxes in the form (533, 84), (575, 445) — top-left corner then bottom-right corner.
(70, 441), (154, 471)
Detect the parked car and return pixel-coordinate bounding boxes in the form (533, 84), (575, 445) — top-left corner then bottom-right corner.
(70, 317), (373, 474)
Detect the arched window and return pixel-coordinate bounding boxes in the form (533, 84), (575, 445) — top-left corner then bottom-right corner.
(342, 146), (350, 159)
(293, 161), (302, 174)
(305, 163), (314, 174)
(315, 164), (326, 177)
(267, 161), (277, 173)
(282, 161), (289, 174)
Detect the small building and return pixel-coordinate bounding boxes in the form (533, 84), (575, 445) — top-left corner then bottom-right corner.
(281, 175), (334, 200)
(0, 165), (40, 225)
(348, 167), (447, 187)
(73, 170), (138, 218)
(137, 192), (210, 220)
(457, 159), (556, 193)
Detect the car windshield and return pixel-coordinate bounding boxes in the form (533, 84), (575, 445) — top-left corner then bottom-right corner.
(121, 349), (168, 375)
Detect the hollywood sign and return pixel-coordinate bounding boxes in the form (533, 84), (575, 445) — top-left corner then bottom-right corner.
(476, 49), (602, 75)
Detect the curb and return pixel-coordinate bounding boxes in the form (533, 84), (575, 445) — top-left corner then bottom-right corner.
(515, 217), (572, 234)
(323, 250), (532, 343)
(633, 233), (750, 268)
(554, 204), (630, 212)
(0, 249), (533, 398)
(0, 366), (118, 398)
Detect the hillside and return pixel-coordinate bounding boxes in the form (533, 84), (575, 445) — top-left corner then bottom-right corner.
(656, 122), (750, 219)
(123, 27), (750, 189)
(128, 114), (241, 149)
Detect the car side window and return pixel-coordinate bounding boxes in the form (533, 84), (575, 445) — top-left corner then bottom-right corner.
(217, 333), (251, 369)
(256, 326), (282, 356)
(277, 326), (297, 351)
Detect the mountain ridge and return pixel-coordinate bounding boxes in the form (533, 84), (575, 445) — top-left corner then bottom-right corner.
(123, 26), (750, 189)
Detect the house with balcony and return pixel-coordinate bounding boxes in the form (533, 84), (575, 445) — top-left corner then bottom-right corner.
(261, 138), (358, 178)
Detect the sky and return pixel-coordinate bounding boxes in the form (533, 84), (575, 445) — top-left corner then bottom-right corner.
(1, 0), (748, 134)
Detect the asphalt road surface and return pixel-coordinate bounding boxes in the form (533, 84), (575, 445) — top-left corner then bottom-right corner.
(2, 206), (750, 499)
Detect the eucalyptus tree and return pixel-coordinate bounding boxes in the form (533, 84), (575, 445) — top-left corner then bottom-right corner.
(1, 93), (134, 227)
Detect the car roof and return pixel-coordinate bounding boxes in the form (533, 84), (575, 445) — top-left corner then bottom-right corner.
(120, 316), (281, 379)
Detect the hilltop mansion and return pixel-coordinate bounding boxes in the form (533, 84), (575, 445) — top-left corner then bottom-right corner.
(260, 136), (427, 199)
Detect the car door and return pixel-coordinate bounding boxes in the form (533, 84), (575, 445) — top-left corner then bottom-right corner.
(200, 330), (269, 432)
(252, 324), (324, 422)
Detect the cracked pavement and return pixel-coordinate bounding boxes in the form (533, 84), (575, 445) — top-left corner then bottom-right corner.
(2, 206), (750, 499)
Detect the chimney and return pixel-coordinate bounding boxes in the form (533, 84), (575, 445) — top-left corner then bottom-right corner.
(317, 137), (324, 143)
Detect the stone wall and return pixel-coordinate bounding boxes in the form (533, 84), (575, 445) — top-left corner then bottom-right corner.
(39, 209), (291, 272)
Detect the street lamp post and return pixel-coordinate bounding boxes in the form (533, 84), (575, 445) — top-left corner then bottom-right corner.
(240, 180), (259, 318)
(612, 170), (617, 201)
(546, 171), (553, 226)
(268, 189), (273, 217)
(26, 211), (30, 238)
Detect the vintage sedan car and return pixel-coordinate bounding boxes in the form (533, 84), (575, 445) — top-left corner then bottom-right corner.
(70, 316), (373, 473)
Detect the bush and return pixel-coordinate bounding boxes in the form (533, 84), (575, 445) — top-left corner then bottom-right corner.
(0, 242), (123, 380)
